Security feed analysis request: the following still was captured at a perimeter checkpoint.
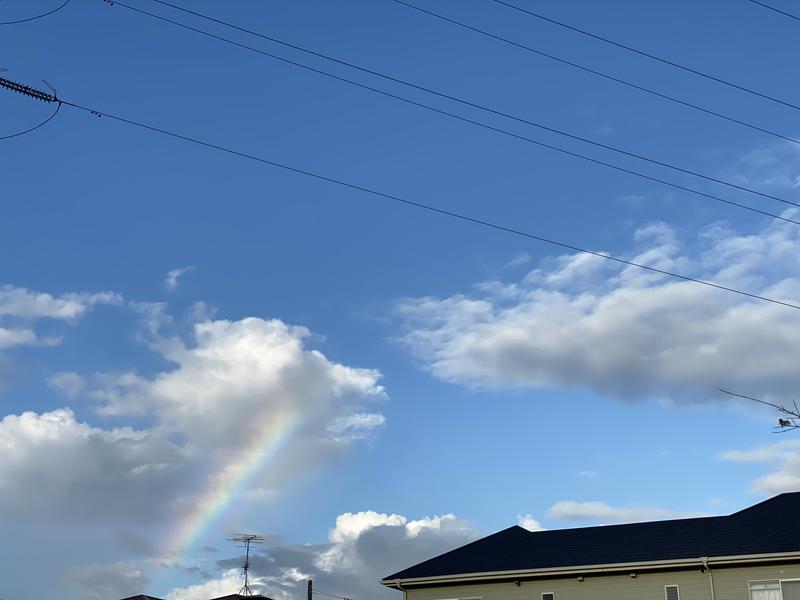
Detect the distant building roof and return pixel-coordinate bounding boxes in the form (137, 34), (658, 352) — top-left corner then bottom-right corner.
(119, 596), (166, 600)
(383, 492), (800, 584)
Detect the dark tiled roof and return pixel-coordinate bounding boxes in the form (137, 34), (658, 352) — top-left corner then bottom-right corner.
(119, 596), (166, 600)
(384, 493), (800, 582)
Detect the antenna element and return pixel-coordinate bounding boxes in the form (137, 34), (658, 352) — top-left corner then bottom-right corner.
(227, 533), (264, 596)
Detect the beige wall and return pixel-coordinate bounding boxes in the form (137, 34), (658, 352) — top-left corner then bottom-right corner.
(404, 563), (800, 600)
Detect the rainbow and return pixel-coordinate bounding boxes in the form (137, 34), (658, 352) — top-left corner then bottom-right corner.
(165, 404), (303, 558)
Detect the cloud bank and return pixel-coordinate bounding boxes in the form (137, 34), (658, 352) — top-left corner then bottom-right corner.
(396, 216), (800, 402)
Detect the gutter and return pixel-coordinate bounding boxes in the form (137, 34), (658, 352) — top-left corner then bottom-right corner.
(381, 550), (800, 588)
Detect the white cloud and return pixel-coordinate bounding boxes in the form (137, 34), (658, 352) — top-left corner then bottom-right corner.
(0, 408), (188, 523)
(577, 470), (600, 479)
(0, 327), (38, 349)
(36, 315), (386, 527)
(395, 215), (800, 402)
(165, 266), (194, 292)
(88, 317), (385, 452)
(182, 510), (479, 600)
(547, 500), (702, 523)
(721, 440), (800, 494)
(0, 285), (120, 321)
(64, 561), (150, 600)
(166, 568), (253, 600)
(517, 514), (545, 531)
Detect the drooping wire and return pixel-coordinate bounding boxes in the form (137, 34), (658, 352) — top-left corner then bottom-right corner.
(129, 0), (800, 212)
(748, 0), (800, 22)
(494, 0), (800, 112)
(0, 0), (72, 25)
(100, 1), (800, 225)
(388, 0), (800, 145)
(313, 589), (353, 600)
(0, 100), (61, 140)
(49, 95), (800, 312)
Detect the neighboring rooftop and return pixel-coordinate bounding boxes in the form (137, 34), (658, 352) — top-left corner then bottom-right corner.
(383, 492), (800, 583)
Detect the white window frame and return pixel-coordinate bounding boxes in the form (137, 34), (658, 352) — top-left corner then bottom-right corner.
(748, 579), (784, 600)
(541, 592), (555, 600)
(665, 584), (680, 600)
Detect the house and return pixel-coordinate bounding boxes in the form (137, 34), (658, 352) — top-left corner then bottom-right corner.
(382, 493), (800, 600)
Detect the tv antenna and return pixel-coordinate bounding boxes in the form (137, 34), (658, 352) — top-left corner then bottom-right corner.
(227, 533), (264, 596)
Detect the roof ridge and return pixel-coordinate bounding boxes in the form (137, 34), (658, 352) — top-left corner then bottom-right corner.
(730, 492), (800, 517)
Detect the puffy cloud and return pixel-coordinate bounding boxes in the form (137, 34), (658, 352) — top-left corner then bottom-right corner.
(166, 568), (252, 600)
(186, 510), (478, 600)
(0, 408), (189, 523)
(0, 327), (38, 349)
(517, 514), (545, 531)
(395, 216), (800, 402)
(88, 317), (385, 452)
(165, 266), (194, 292)
(0, 285), (120, 321)
(720, 440), (800, 494)
(35, 316), (385, 526)
(64, 562), (150, 600)
(546, 500), (702, 523)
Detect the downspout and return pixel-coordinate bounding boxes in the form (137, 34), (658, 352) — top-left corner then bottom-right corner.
(702, 557), (716, 600)
(396, 579), (407, 600)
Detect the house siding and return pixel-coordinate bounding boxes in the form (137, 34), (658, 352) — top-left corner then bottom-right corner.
(403, 562), (800, 600)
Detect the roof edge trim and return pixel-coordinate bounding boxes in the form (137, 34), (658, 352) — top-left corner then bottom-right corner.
(381, 550), (800, 588)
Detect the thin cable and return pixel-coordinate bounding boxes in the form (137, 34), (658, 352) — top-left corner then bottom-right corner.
(313, 590), (352, 600)
(748, 0), (800, 22)
(495, 0), (800, 112)
(103, 1), (800, 225)
(54, 96), (800, 311)
(0, 0), (71, 25)
(389, 0), (800, 146)
(128, 0), (800, 211)
(0, 100), (61, 140)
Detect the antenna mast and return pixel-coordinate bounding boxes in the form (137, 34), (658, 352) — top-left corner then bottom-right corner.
(228, 533), (264, 596)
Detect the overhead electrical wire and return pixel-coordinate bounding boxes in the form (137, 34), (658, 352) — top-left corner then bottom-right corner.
(2, 72), (798, 310)
(0, 101), (61, 140)
(494, 0), (800, 112)
(121, 0), (800, 212)
(748, 0), (800, 22)
(98, 0), (800, 225)
(0, 0), (71, 25)
(388, 0), (800, 146)
(32, 95), (800, 312)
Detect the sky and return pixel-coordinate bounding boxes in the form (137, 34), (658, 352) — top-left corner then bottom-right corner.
(2, 0), (800, 598)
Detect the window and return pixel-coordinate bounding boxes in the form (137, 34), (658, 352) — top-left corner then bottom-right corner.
(541, 593), (554, 600)
(750, 581), (783, 600)
(665, 585), (680, 600)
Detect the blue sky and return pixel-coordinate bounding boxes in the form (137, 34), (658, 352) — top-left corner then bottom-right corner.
(2, 1), (800, 599)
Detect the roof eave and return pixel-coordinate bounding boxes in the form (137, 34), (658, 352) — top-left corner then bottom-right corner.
(381, 550), (800, 588)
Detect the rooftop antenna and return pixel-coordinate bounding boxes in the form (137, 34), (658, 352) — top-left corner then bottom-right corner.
(227, 533), (264, 596)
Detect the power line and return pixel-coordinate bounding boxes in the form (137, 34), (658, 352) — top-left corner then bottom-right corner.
(0, 101), (61, 140)
(748, 0), (800, 22)
(494, 0), (800, 112)
(122, 0), (800, 212)
(313, 590), (353, 600)
(0, 0), (71, 25)
(100, 1), (800, 225)
(29, 95), (798, 312)
(4, 74), (798, 310)
(388, 0), (800, 145)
